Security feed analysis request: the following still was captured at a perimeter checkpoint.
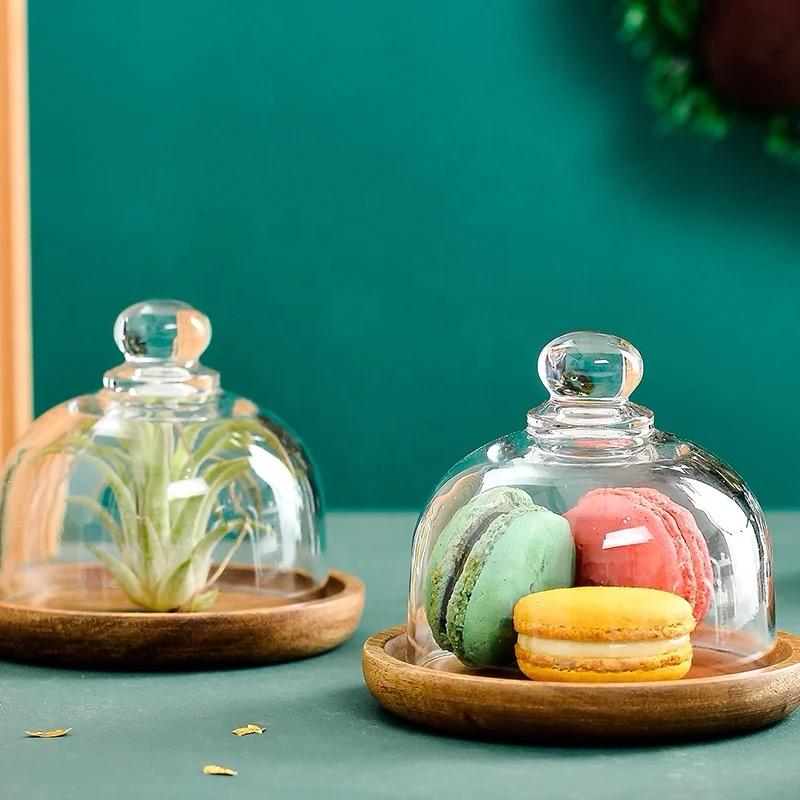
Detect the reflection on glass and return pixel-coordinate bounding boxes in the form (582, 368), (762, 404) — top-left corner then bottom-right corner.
(408, 332), (773, 677)
(0, 300), (326, 612)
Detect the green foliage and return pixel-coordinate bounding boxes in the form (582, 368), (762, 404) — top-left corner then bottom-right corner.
(617, 0), (800, 164)
(53, 417), (287, 612)
(765, 114), (800, 166)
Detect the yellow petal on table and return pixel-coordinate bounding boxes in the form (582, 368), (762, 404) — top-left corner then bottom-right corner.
(25, 728), (72, 738)
(202, 764), (238, 777)
(231, 723), (264, 736)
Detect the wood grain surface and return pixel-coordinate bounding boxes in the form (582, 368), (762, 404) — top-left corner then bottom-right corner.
(0, 0), (31, 464)
(362, 626), (800, 742)
(0, 568), (364, 669)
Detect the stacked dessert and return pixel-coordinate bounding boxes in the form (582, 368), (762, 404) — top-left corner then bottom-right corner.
(423, 486), (713, 682)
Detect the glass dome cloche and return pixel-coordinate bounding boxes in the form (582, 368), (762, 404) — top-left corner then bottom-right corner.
(408, 331), (773, 680)
(0, 299), (327, 614)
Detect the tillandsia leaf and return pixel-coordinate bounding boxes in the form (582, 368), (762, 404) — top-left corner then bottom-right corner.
(66, 495), (125, 550)
(186, 458), (252, 544)
(154, 556), (194, 610)
(36, 417), (95, 458)
(190, 520), (243, 585)
(200, 417), (296, 474)
(169, 494), (205, 546)
(48, 416), (272, 612)
(144, 423), (172, 551)
(253, 425), (297, 476)
(180, 587), (218, 611)
(180, 420), (215, 455)
(190, 417), (297, 478)
(227, 477), (273, 571)
(170, 423), (203, 480)
(39, 436), (127, 480)
(171, 458), (240, 537)
(79, 453), (138, 537)
(238, 470), (264, 517)
(190, 519), (240, 561)
(188, 520), (242, 598)
(170, 441), (190, 481)
(201, 523), (251, 595)
(154, 521), (240, 610)
(227, 473), (263, 534)
(141, 517), (167, 586)
(76, 445), (121, 480)
(87, 543), (148, 607)
(86, 439), (134, 482)
(218, 479), (271, 578)
(129, 427), (148, 502)
(188, 423), (244, 468)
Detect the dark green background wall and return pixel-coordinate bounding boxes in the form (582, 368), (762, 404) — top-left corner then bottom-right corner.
(28, 1), (800, 508)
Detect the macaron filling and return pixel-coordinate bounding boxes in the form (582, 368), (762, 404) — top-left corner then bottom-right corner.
(436, 510), (504, 635)
(517, 633), (690, 659)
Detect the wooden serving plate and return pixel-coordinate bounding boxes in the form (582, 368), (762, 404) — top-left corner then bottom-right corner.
(363, 626), (800, 742)
(0, 565), (364, 669)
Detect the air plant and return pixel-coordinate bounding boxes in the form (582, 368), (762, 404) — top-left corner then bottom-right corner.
(50, 416), (286, 611)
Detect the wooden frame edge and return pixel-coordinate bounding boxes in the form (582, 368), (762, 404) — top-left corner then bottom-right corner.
(0, 0), (32, 462)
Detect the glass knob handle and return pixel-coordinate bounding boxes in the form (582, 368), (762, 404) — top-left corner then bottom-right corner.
(537, 331), (643, 402)
(113, 299), (212, 364)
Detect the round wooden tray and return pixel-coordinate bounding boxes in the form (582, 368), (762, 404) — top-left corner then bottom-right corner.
(363, 626), (800, 742)
(0, 567), (364, 669)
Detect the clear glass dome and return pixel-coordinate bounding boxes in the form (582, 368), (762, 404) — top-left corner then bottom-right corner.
(0, 299), (325, 612)
(408, 331), (773, 677)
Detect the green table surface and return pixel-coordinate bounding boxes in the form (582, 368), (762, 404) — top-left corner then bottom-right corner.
(2, 511), (800, 800)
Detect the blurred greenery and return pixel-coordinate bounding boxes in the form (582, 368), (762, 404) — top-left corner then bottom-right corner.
(28, 1), (800, 508)
(618, 0), (800, 163)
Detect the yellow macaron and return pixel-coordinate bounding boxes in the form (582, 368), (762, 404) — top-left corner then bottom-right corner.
(514, 586), (696, 683)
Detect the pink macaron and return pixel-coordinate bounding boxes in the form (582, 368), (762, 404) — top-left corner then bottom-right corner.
(564, 487), (713, 622)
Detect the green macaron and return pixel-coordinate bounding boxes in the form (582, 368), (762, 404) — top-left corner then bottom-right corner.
(423, 486), (575, 667)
